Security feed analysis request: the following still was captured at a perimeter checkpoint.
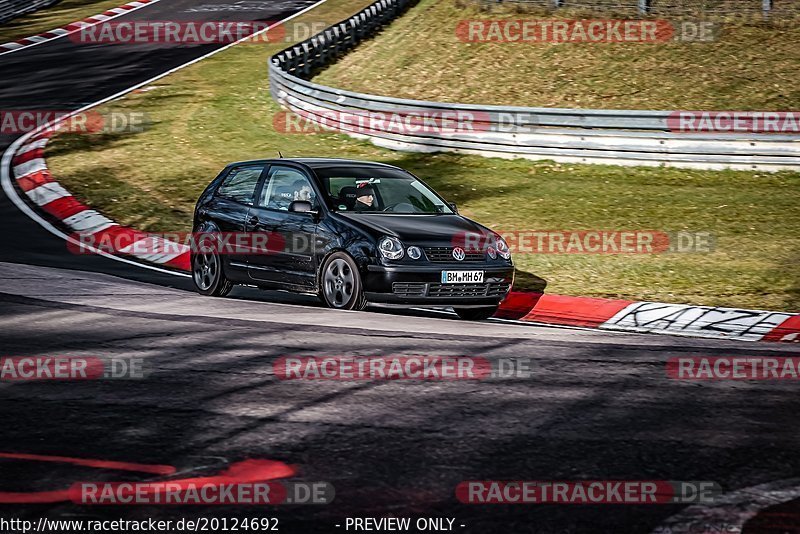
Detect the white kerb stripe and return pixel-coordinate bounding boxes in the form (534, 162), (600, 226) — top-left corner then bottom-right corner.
(63, 210), (117, 234)
(18, 138), (50, 154)
(13, 158), (47, 179)
(118, 236), (189, 263)
(25, 183), (71, 206)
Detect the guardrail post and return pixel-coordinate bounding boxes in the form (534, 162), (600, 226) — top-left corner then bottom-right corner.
(638, 0), (650, 14)
(763, 0), (772, 19)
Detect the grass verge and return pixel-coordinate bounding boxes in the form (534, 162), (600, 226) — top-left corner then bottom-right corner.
(45, 0), (800, 311)
(313, 0), (800, 110)
(0, 0), (130, 44)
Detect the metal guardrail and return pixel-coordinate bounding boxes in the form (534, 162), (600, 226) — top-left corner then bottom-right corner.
(269, 0), (800, 171)
(0, 0), (60, 24)
(485, 0), (797, 19)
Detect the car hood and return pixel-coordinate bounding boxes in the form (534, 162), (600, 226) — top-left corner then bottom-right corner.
(335, 213), (491, 246)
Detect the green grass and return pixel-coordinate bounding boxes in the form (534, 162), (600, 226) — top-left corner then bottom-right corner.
(45, 0), (800, 311)
(0, 0), (130, 44)
(314, 0), (800, 110)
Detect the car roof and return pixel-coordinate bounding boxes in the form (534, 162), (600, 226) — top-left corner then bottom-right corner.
(228, 158), (403, 170)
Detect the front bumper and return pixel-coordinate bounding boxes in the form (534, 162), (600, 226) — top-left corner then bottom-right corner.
(363, 263), (514, 306)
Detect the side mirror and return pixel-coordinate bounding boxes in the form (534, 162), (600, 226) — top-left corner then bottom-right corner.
(448, 202), (458, 214)
(289, 200), (314, 213)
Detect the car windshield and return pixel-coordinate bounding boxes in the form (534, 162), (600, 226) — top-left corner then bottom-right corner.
(315, 166), (453, 214)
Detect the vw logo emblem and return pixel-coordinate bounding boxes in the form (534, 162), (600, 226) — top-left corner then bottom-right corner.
(452, 247), (466, 261)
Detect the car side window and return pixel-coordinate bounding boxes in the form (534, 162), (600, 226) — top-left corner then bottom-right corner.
(216, 165), (264, 205)
(259, 166), (316, 211)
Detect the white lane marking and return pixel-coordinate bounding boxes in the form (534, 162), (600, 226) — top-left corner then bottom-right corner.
(652, 478), (800, 534)
(410, 307), (653, 335)
(129, 250), (185, 264)
(1, 0), (329, 278)
(13, 158), (47, 179)
(0, 0), (163, 58)
(25, 182), (71, 206)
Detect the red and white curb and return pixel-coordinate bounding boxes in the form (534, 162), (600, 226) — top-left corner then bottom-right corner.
(10, 128), (190, 271)
(8, 132), (800, 342)
(496, 293), (799, 343)
(9, 132), (800, 342)
(0, 0), (161, 56)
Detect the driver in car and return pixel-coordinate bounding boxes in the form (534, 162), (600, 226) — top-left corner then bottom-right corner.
(354, 183), (376, 211)
(292, 179), (313, 202)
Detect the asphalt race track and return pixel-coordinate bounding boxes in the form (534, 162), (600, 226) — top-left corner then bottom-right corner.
(1, 2), (800, 533)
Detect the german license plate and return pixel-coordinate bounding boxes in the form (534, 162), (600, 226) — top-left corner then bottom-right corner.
(441, 270), (484, 284)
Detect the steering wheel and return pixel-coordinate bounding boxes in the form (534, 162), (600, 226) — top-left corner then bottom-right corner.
(383, 202), (417, 213)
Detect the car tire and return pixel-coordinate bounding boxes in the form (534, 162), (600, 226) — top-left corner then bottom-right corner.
(192, 248), (233, 297)
(320, 252), (367, 311)
(454, 306), (498, 321)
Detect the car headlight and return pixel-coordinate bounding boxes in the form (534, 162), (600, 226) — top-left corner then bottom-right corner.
(379, 236), (404, 260)
(495, 235), (512, 260)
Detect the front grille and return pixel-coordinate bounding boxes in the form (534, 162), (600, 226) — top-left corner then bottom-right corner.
(428, 282), (510, 298)
(424, 247), (485, 263)
(393, 282), (510, 298)
(429, 284), (487, 297)
(392, 282), (426, 297)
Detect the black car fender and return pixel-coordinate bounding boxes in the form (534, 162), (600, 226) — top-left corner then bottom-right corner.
(315, 224), (378, 288)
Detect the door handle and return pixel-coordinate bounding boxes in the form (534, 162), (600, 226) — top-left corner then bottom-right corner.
(247, 215), (259, 226)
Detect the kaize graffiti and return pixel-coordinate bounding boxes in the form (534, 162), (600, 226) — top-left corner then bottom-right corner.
(602, 302), (793, 341)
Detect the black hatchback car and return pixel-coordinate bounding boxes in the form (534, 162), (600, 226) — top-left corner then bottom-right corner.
(191, 158), (514, 320)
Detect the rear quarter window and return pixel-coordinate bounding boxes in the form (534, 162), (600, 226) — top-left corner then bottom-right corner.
(216, 166), (264, 204)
